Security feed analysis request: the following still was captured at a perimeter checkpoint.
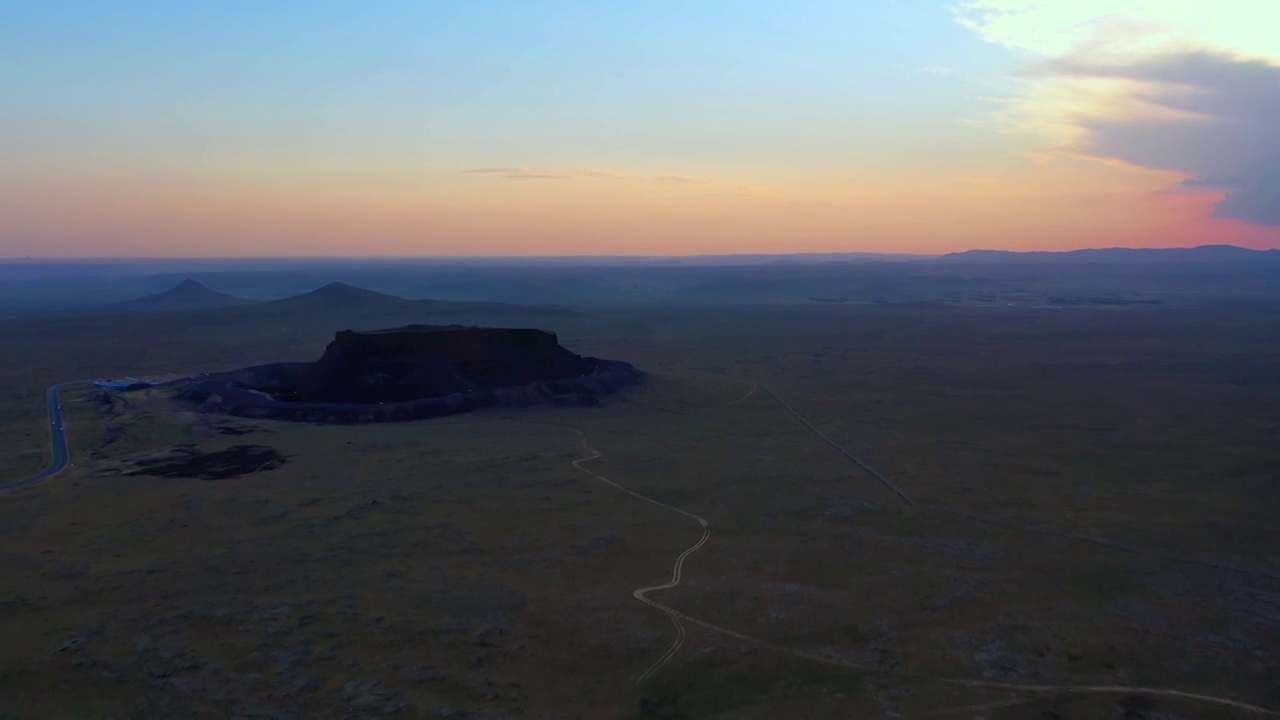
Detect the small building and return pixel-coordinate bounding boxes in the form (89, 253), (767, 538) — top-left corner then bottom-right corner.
(92, 377), (144, 390)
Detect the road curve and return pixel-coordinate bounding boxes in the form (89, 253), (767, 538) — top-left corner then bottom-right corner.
(0, 381), (81, 493)
(8, 374), (1274, 715)
(547, 379), (1280, 714)
(568, 435), (713, 685)
(0, 354), (259, 495)
(561, 426), (1279, 714)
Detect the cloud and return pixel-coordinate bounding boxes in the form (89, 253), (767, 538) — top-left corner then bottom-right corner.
(1033, 52), (1280, 225)
(951, 1), (1280, 59)
(920, 66), (955, 76)
(462, 167), (570, 180)
(954, 1), (1280, 226)
(463, 166), (760, 191)
(576, 169), (632, 179)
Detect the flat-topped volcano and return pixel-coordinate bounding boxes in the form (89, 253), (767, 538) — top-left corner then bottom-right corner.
(297, 325), (600, 403)
(179, 325), (641, 422)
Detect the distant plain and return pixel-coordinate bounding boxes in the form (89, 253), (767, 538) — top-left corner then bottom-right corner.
(1, 253), (1278, 718)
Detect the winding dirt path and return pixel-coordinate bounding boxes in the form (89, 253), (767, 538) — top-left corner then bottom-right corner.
(567, 434), (711, 685)
(547, 380), (1280, 715)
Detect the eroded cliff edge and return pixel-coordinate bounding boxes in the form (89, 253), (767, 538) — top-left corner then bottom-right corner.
(179, 325), (641, 422)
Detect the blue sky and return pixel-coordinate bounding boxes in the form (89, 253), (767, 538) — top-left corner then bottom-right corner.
(2, 0), (1277, 256)
(3, 1), (1011, 166)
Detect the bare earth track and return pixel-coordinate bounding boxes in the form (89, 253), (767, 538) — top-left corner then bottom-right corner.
(8, 369), (1277, 716)
(748, 375), (1280, 582)
(554, 375), (1280, 717)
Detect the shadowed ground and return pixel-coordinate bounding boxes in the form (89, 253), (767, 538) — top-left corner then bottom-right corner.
(1, 298), (1277, 718)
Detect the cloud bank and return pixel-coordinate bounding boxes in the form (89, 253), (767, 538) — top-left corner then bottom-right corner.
(1036, 52), (1280, 225)
(954, 0), (1280, 226)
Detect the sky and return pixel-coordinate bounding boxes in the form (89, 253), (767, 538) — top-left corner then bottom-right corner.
(2, 0), (1279, 257)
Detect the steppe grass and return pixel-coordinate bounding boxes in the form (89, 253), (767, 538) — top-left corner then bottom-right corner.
(1, 300), (1277, 717)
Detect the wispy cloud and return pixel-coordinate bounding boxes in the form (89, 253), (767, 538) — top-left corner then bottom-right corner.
(462, 167), (571, 180)
(463, 166), (764, 193)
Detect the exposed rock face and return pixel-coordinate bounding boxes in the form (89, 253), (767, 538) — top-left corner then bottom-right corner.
(296, 326), (595, 403)
(179, 325), (640, 423)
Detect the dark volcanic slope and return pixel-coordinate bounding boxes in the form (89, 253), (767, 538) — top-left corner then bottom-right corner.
(102, 279), (254, 313)
(296, 325), (594, 403)
(256, 281), (411, 310)
(180, 324), (641, 422)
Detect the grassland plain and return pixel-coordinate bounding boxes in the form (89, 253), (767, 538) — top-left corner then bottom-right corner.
(1, 299), (1278, 718)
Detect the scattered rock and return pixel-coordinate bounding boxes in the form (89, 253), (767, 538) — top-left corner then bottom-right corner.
(263, 605), (294, 621)
(571, 532), (621, 553)
(1117, 694), (1155, 719)
(133, 635), (154, 654)
(119, 444), (287, 480)
(822, 498), (877, 518)
(398, 665), (445, 684)
(58, 636), (87, 653)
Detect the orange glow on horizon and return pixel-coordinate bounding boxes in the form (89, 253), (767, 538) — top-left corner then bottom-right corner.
(2, 157), (1278, 257)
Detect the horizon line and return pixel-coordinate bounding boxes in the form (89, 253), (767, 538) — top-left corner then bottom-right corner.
(0, 243), (1271, 263)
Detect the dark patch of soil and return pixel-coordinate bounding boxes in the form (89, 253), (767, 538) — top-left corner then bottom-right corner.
(1117, 695), (1155, 719)
(214, 424), (256, 436)
(123, 444), (286, 480)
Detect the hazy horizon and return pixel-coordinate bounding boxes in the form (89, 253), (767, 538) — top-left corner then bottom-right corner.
(3, 242), (1279, 264)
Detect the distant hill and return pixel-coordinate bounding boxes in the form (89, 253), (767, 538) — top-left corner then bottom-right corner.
(427, 300), (581, 318)
(255, 282), (412, 310)
(247, 281), (579, 318)
(99, 279), (254, 313)
(935, 244), (1280, 265)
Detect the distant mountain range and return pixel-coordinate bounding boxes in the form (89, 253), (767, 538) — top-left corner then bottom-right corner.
(1, 245), (1276, 315)
(96, 279), (582, 319)
(935, 244), (1280, 264)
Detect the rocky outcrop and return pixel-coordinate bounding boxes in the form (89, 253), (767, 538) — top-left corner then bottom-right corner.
(295, 326), (597, 403)
(178, 325), (640, 423)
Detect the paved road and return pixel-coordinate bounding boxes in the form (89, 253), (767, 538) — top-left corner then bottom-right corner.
(0, 381), (80, 493)
(0, 353), (260, 494)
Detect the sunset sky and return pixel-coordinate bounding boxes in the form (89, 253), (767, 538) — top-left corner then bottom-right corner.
(3, 1), (1279, 257)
